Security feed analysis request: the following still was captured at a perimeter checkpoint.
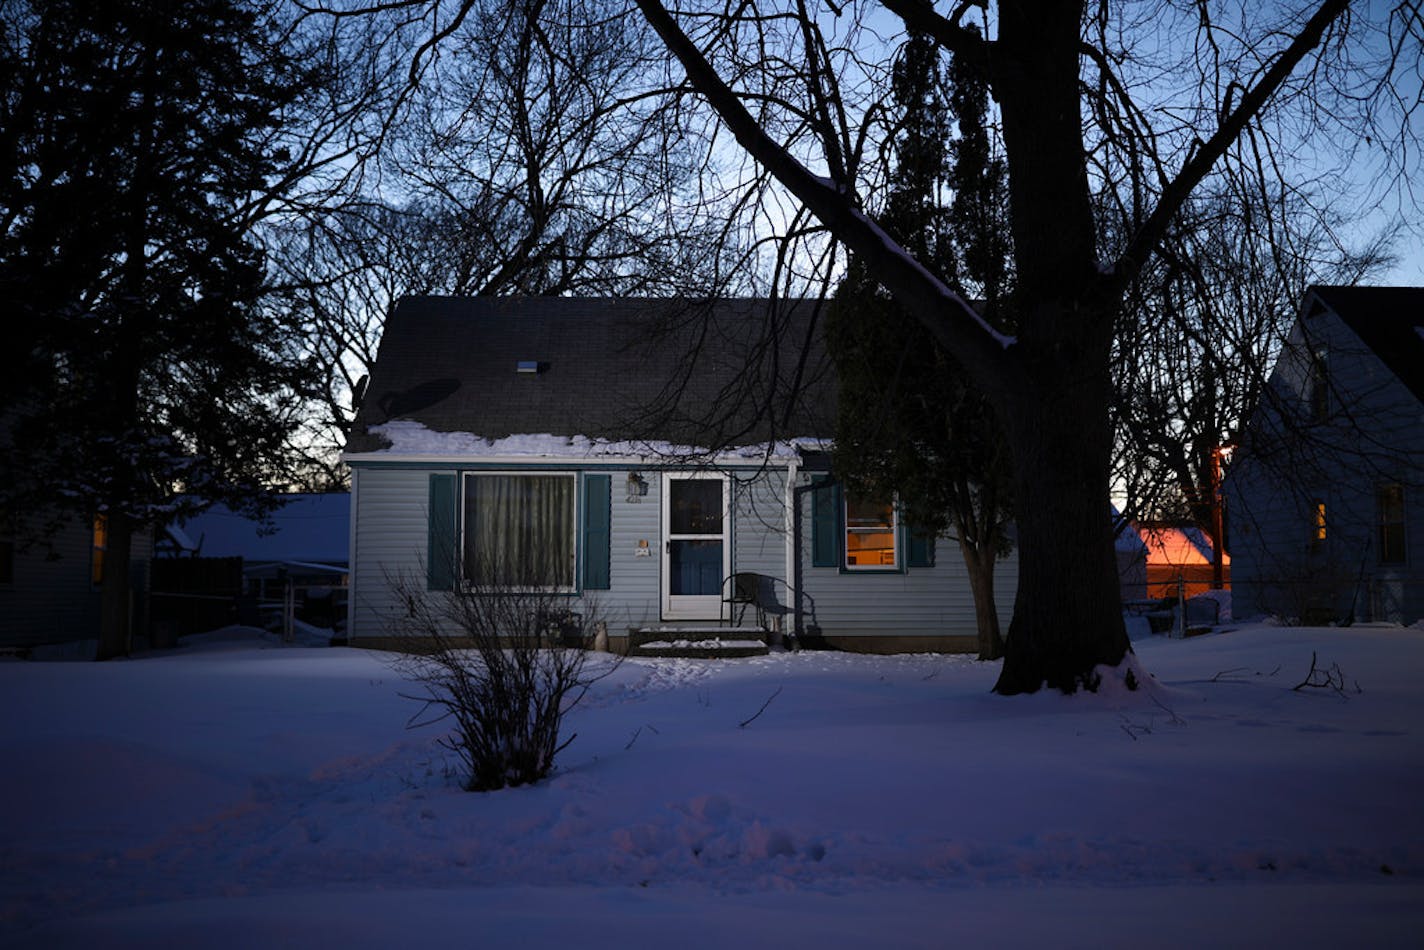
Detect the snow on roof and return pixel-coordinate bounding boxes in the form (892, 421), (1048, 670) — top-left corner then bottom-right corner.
(1137, 524), (1228, 567)
(362, 420), (831, 463)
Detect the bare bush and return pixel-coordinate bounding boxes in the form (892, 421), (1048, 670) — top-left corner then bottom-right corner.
(386, 565), (613, 791)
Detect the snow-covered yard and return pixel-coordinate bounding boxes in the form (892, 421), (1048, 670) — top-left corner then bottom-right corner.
(2, 623), (1421, 948)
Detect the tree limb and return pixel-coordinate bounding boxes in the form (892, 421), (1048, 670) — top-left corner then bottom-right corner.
(632, 0), (1016, 399)
(1112, 0), (1351, 285)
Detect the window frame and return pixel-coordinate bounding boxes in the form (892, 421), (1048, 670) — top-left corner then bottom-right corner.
(459, 471), (579, 592)
(1377, 483), (1407, 565)
(842, 492), (901, 572)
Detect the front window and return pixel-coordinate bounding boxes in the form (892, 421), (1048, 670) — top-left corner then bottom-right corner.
(1377, 483), (1406, 564)
(845, 495), (898, 569)
(462, 474), (576, 589)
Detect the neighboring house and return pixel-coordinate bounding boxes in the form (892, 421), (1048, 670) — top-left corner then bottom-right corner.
(1112, 507), (1149, 602)
(1225, 285), (1424, 625)
(0, 511), (153, 653)
(342, 297), (1018, 653)
(159, 493), (351, 632)
(1136, 522), (1229, 600)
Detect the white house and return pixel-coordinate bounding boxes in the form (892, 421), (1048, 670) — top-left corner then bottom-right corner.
(1225, 285), (1423, 626)
(341, 297), (1017, 653)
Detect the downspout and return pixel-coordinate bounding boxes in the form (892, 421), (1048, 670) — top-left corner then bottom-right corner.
(784, 454), (798, 641)
(792, 469), (822, 642)
(344, 467), (358, 644)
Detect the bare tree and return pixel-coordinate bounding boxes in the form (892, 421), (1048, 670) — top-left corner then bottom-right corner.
(276, 0), (743, 477)
(1110, 183), (1396, 578)
(625, 0), (1420, 692)
(387, 556), (614, 791)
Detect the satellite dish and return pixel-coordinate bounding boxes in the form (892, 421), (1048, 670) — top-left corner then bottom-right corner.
(351, 375), (369, 413)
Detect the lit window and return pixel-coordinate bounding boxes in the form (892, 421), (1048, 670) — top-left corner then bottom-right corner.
(1377, 484), (1406, 564)
(1311, 501), (1327, 547)
(92, 514), (108, 586)
(462, 474), (576, 589)
(845, 495), (898, 569)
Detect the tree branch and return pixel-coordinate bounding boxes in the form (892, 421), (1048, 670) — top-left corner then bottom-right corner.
(1112, 0), (1351, 285)
(632, 0), (1015, 397)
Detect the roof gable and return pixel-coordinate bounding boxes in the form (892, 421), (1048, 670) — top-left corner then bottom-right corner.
(1308, 285), (1424, 404)
(346, 297), (838, 456)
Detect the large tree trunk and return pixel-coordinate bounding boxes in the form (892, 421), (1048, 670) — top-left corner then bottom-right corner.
(984, 4), (1130, 693)
(993, 350), (1131, 693)
(96, 511), (134, 661)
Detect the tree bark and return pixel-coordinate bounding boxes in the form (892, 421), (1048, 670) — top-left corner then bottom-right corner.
(960, 540), (1004, 661)
(96, 511), (134, 661)
(993, 342), (1131, 693)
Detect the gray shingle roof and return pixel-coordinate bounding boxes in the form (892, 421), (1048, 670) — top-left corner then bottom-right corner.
(345, 297), (838, 455)
(1310, 285), (1424, 405)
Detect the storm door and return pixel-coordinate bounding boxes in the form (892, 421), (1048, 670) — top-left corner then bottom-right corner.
(661, 474), (730, 620)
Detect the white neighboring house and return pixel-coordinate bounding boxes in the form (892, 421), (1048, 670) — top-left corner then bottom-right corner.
(1225, 286), (1424, 626)
(341, 297), (1018, 654)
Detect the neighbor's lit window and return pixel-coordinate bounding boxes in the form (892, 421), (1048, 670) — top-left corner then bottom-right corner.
(91, 514), (108, 586)
(1311, 501), (1327, 547)
(845, 495), (898, 569)
(1377, 483), (1406, 564)
(462, 473), (576, 589)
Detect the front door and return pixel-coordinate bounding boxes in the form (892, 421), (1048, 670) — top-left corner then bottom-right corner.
(661, 474), (729, 620)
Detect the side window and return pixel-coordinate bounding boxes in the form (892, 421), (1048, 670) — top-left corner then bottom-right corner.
(844, 495), (899, 570)
(1377, 483), (1406, 564)
(1308, 348), (1330, 422)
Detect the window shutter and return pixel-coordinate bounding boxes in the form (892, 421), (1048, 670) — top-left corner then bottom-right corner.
(907, 528), (935, 569)
(582, 473), (612, 590)
(811, 477), (841, 568)
(427, 473), (457, 591)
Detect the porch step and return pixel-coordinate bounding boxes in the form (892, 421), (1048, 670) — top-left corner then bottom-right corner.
(630, 625), (770, 658)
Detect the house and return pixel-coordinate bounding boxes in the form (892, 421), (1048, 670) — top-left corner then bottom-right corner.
(157, 493), (351, 634)
(1225, 285), (1424, 626)
(1135, 522), (1229, 600)
(0, 511), (154, 654)
(341, 297), (1018, 653)
(1112, 507), (1149, 602)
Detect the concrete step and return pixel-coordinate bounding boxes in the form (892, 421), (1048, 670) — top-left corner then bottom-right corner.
(630, 626), (769, 658)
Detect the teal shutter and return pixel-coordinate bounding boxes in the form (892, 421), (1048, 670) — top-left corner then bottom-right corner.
(581, 473), (612, 590)
(811, 478), (841, 568)
(907, 527), (935, 569)
(428, 473), (458, 591)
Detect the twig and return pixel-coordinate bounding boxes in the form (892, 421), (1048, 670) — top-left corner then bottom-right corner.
(1211, 667), (1248, 682)
(1150, 692), (1186, 725)
(1292, 650), (1352, 699)
(739, 685), (784, 728)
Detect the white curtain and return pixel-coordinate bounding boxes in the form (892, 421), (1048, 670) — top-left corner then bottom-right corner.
(463, 475), (575, 587)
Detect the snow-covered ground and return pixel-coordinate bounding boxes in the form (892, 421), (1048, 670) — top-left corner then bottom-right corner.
(2, 622), (1421, 948)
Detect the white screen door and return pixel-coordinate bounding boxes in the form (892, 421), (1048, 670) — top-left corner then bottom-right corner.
(661, 474), (729, 619)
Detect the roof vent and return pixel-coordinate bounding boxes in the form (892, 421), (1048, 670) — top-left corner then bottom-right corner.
(516, 360), (543, 375)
